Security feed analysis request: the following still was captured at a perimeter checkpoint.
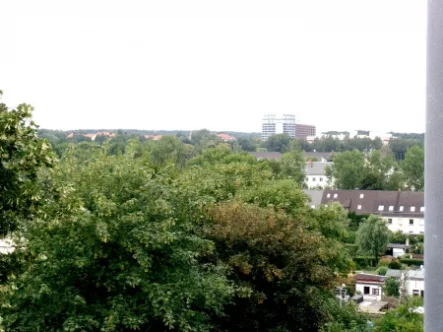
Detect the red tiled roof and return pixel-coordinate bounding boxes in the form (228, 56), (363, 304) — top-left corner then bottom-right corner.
(216, 133), (236, 141)
(144, 135), (162, 141)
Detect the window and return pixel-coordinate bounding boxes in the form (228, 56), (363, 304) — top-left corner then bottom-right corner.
(364, 286), (370, 295)
(411, 207), (416, 212)
(357, 205), (362, 210)
(409, 219), (414, 225)
(319, 177), (323, 182)
(333, 193), (338, 198)
(388, 219), (392, 224)
(389, 205), (394, 211)
(378, 205), (384, 211)
(360, 193), (364, 199)
(420, 207), (425, 212)
(372, 288), (380, 296)
(312, 177), (316, 182)
(327, 193), (331, 198)
(413, 290), (420, 297)
(305, 177), (309, 182)
(399, 206), (404, 212)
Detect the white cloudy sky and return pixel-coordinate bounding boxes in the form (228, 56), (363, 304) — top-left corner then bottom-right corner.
(0, 0), (426, 133)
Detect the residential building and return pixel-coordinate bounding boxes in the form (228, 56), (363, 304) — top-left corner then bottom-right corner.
(355, 274), (386, 301)
(303, 189), (324, 209)
(144, 135), (162, 140)
(303, 152), (333, 162)
(261, 114), (296, 140)
(248, 152), (282, 161)
(295, 124), (316, 140)
(387, 243), (409, 258)
(386, 268), (424, 298)
(216, 133), (236, 142)
(304, 161), (333, 189)
(303, 190), (425, 235)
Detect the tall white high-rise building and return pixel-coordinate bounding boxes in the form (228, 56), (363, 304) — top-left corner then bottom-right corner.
(261, 114), (296, 140)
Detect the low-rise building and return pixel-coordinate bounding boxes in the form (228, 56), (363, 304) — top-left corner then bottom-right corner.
(386, 268), (424, 298)
(305, 189), (425, 235)
(355, 274), (386, 301)
(304, 161), (333, 189)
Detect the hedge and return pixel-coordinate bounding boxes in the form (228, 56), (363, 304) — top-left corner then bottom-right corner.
(399, 258), (424, 267)
(353, 256), (376, 269)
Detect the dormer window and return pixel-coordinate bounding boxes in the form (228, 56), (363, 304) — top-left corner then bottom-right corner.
(411, 207), (416, 212)
(333, 193), (338, 198)
(360, 194), (364, 199)
(327, 193), (331, 198)
(378, 205), (384, 211)
(357, 205), (362, 210)
(420, 207), (425, 212)
(399, 206), (404, 212)
(389, 206), (394, 211)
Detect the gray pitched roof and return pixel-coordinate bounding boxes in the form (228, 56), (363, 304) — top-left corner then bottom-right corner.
(305, 162), (332, 176)
(321, 190), (424, 218)
(303, 190), (324, 206)
(303, 152), (334, 161)
(248, 152), (282, 160)
(385, 269), (402, 278)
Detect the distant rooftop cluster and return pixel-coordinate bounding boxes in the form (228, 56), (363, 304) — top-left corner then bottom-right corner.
(67, 131), (115, 141)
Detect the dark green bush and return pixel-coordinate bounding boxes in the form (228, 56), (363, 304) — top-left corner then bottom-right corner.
(399, 258), (424, 266)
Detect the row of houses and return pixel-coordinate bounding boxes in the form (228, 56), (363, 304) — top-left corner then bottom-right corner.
(304, 189), (425, 235)
(355, 268), (424, 302)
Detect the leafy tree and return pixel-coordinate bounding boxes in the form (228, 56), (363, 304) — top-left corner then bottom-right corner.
(262, 133), (291, 152)
(358, 150), (404, 190)
(356, 215), (390, 265)
(150, 135), (192, 168)
(402, 145), (424, 190)
(237, 137), (257, 152)
(326, 150), (365, 189)
(376, 266), (388, 276)
(0, 97), (54, 234)
(384, 277), (400, 297)
(204, 201), (348, 331)
(278, 149), (306, 184)
(2, 144), (233, 331)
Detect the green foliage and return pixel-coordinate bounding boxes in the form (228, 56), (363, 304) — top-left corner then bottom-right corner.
(204, 202), (347, 331)
(262, 134), (291, 152)
(327, 150), (403, 190)
(0, 100), (54, 234)
(390, 231), (407, 244)
(399, 258), (424, 266)
(374, 298), (423, 331)
(353, 256), (375, 269)
(356, 215), (390, 265)
(344, 244), (358, 257)
(402, 145), (424, 190)
(384, 277), (400, 297)
(277, 149), (306, 184)
(388, 259), (402, 269)
(326, 150), (365, 189)
(376, 266), (388, 276)
(2, 145), (233, 331)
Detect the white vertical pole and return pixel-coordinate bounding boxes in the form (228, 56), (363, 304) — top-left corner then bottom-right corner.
(425, 0), (443, 329)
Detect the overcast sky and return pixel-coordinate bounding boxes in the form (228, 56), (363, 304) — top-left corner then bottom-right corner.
(1, 0), (426, 133)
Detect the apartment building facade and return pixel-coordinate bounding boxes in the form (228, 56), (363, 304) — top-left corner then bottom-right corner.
(295, 124), (316, 140)
(261, 114), (296, 140)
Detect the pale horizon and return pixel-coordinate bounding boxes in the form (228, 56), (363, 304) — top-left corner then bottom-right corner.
(1, 0), (427, 134)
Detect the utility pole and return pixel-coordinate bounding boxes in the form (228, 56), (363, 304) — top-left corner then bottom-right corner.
(426, 0), (443, 329)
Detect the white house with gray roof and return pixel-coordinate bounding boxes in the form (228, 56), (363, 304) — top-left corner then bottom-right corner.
(304, 162), (333, 189)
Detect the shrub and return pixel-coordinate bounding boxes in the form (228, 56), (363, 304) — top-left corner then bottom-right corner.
(388, 259), (402, 269)
(376, 266), (388, 275)
(378, 257), (391, 267)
